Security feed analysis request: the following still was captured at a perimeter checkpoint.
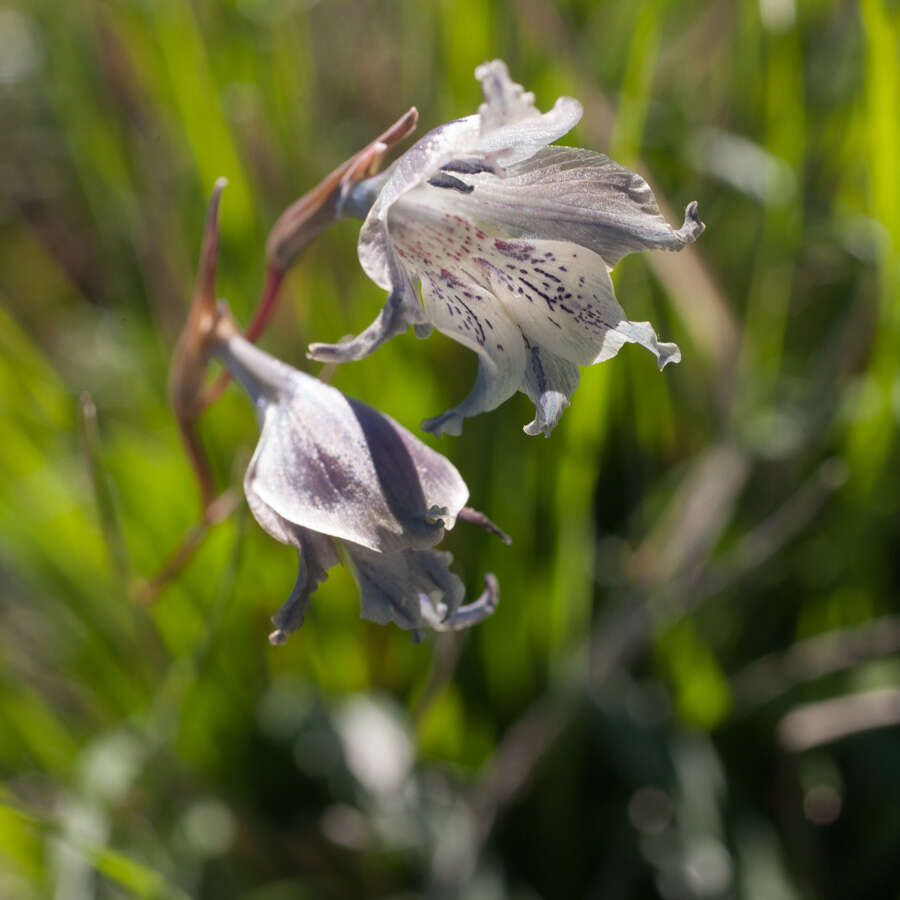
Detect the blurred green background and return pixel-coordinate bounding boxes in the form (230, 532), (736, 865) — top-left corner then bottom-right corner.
(2, 0), (900, 897)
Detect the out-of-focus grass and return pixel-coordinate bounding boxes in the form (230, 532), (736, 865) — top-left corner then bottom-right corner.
(2, 1), (900, 898)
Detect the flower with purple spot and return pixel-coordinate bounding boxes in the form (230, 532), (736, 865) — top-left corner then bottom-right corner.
(309, 60), (705, 437)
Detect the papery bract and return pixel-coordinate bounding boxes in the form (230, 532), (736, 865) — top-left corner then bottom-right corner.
(310, 60), (705, 437)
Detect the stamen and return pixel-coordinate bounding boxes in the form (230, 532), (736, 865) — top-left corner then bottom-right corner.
(427, 173), (475, 193)
(441, 159), (498, 175)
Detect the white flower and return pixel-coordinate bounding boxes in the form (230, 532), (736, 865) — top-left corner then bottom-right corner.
(216, 324), (502, 645)
(309, 60), (704, 437)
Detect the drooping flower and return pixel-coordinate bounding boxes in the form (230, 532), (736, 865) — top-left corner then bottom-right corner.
(309, 60), (705, 437)
(216, 323), (503, 644)
(176, 180), (506, 645)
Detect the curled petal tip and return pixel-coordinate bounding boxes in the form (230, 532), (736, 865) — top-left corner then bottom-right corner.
(431, 572), (499, 631)
(656, 342), (682, 371)
(676, 200), (705, 244)
(421, 412), (463, 438)
(523, 418), (558, 439)
(306, 341), (358, 364)
(268, 628), (288, 646)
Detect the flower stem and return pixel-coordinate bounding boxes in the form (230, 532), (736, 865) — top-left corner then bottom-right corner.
(198, 264), (284, 410)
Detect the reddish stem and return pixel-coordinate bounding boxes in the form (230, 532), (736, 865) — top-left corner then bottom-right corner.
(245, 264), (285, 343)
(198, 265), (284, 409)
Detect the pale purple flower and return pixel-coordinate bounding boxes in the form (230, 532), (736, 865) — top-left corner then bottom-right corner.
(215, 325), (502, 645)
(309, 60), (704, 437)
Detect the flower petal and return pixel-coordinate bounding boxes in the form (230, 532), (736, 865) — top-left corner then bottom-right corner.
(306, 279), (427, 364)
(374, 184), (679, 433)
(357, 118), (479, 288)
(223, 334), (468, 553)
(309, 222), (427, 363)
(472, 60), (582, 165)
(428, 146), (704, 267)
(244, 486), (341, 644)
(520, 340), (581, 437)
(434, 572), (499, 631)
(476, 58), (540, 132)
(480, 237), (681, 371)
(346, 544), (499, 635)
(349, 62), (581, 360)
(417, 267), (527, 437)
(362, 64), (580, 273)
(345, 543), (464, 631)
(377, 192), (529, 435)
(270, 533), (340, 645)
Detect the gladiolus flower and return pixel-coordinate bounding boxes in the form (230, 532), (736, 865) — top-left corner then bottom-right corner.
(309, 60), (704, 437)
(216, 324), (503, 644)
